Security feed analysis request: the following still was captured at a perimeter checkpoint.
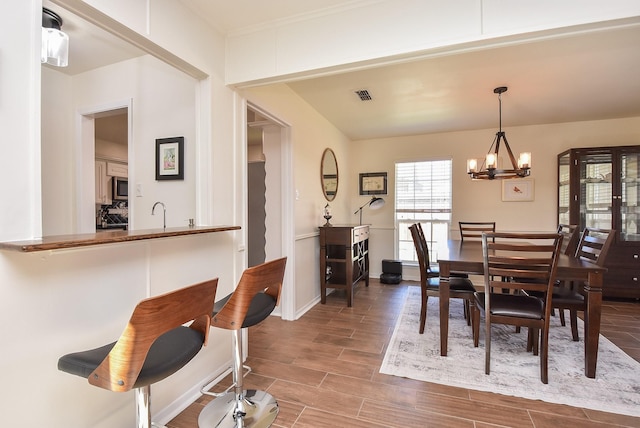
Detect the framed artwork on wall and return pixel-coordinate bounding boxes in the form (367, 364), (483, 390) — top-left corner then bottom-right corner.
(156, 136), (184, 180)
(359, 172), (387, 195)
(502, 178), (534, 202)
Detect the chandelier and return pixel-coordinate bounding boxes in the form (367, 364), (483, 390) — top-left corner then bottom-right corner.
(467, 87), (530, 180)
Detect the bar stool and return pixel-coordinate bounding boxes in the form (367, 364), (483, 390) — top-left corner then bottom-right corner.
(198, 257), (287, 428)
(58, 278), (218, 428)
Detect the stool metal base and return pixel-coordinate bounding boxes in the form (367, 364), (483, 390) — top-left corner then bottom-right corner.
(198, 390), (278, 428)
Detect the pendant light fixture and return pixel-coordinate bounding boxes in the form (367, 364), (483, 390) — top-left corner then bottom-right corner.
(467, 87), (530, 180)
(42, 8), (69, 67)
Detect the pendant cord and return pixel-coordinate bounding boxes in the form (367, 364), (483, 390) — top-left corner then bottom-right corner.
(498, 91), (502, 133)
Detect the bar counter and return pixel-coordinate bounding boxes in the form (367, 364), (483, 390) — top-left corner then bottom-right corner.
(0, 225), (240, 252)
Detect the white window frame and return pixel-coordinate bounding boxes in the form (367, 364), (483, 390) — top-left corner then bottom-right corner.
(395, 158), (453, 264)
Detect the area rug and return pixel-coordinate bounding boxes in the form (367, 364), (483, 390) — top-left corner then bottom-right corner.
(380, 287), (640, 417)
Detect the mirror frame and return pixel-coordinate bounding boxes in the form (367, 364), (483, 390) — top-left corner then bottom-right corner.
(321, 148), (338, 202)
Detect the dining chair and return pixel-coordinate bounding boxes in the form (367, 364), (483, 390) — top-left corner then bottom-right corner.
(409, 224), (476, 334)
(551, 227), (614, 341)
(459, 221), (496, 242)
(554, 224), (580, 326)
(58, 278), (219, 428)
(472, 232), (562, 384)
(416, 222), (470, 279)
(558, 224), (580, 256)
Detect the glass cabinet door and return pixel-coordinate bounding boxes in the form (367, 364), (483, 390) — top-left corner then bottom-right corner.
(558, 152), (571, 226)
(579, 152), (612, 230)
(620, 151), (640, 242)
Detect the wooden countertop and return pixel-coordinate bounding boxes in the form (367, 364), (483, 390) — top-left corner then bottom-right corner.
(0, 225), (240, 252)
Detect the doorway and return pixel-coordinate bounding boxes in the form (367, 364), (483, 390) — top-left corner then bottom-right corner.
(246, 104), (295, 319)
(246, 107), (282, 266)
(76, 100), (133, 234)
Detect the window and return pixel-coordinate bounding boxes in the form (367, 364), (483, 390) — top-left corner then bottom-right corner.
(396, 159), (452, 264)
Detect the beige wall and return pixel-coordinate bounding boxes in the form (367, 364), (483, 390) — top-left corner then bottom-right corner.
(350, 116), (640, 276)
(242, 83), (353, 314)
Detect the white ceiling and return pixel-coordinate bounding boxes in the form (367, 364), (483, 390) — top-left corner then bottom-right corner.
(47, 1), (640, 141)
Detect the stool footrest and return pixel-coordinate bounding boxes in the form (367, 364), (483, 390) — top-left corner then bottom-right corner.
(201, 365), (252, 398)
(198, 390), (278, 428)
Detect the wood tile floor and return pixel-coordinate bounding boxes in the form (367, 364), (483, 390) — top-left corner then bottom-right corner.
(168, 279), (640, 428)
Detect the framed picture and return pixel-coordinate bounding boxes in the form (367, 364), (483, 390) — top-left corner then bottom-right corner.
(156, 137), (184, 180)
(359, 172), (387, 195)
(502, 178), (534, 202)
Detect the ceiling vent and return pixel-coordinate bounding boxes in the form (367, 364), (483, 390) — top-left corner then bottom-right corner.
(354, 89), (372, 101)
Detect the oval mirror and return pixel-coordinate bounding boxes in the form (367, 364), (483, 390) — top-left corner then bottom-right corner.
(321, 148), (338, 201)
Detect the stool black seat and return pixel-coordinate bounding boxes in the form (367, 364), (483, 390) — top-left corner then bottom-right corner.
(199, 257), (287, 428)
(58, 279), (218, 428)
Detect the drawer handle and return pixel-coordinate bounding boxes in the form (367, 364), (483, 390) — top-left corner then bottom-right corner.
(634, 254), (639, 259)
(633, 277), (638, 282)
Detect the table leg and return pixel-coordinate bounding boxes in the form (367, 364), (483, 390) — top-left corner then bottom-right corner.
(583, 271), (603, 378)
(439, 263), (450, 357)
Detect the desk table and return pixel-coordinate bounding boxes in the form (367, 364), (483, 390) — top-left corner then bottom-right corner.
(437, 240), (607, 378)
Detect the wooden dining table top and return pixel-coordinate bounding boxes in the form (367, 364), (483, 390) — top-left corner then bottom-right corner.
(436, 239), (607, 278)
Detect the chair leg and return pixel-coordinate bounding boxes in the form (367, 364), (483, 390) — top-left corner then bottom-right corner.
(484, 316), (491, 375)
(419, 287), (427, 334)
(570, 310), (579, 341)
(540, 329), (549, 384)
(135, 386), (152, 428)
(472, 302), (480, 348)
(198, 329), (279, 427)
(464, 300), (471, 326)
(559, 309), (566, 326)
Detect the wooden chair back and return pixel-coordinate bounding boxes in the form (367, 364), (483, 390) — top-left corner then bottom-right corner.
(89, 278), (219, 392)
(575, 227), (614, 266)
(557, 224), (579, 256)
(415, 222), (435, 269)
(459, 222), (496, 242)
(483, 233), (562, 301)
(212, 257), (287, 330)
(480, 232), (563, 383)
(409, 224), (428, 285)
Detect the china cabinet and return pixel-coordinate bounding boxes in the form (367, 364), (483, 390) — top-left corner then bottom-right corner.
(558, 146), (640, 298)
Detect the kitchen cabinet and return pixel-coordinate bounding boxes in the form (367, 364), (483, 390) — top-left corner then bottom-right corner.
(95, 160), (110, 205)
(107, 161), (128, 178)
(319, 225), (369, 307)
(558, 146), (640, 298)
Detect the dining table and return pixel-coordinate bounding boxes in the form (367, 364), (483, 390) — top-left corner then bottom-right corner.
(437, 239), (607, 379)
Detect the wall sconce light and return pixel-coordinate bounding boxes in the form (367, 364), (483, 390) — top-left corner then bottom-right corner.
(42, 8), (69, 67)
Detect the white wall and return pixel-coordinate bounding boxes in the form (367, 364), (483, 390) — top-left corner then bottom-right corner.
(42, 68), (74, 235)
(43, 55), (198, 235)
(1, 1), (242, 427)
(226, 0), (640, 85)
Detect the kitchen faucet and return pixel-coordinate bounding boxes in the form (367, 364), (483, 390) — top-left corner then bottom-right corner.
(152, 201), (166, 229)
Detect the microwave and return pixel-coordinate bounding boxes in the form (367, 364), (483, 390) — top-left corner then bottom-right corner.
(112, 176), (128, 200)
